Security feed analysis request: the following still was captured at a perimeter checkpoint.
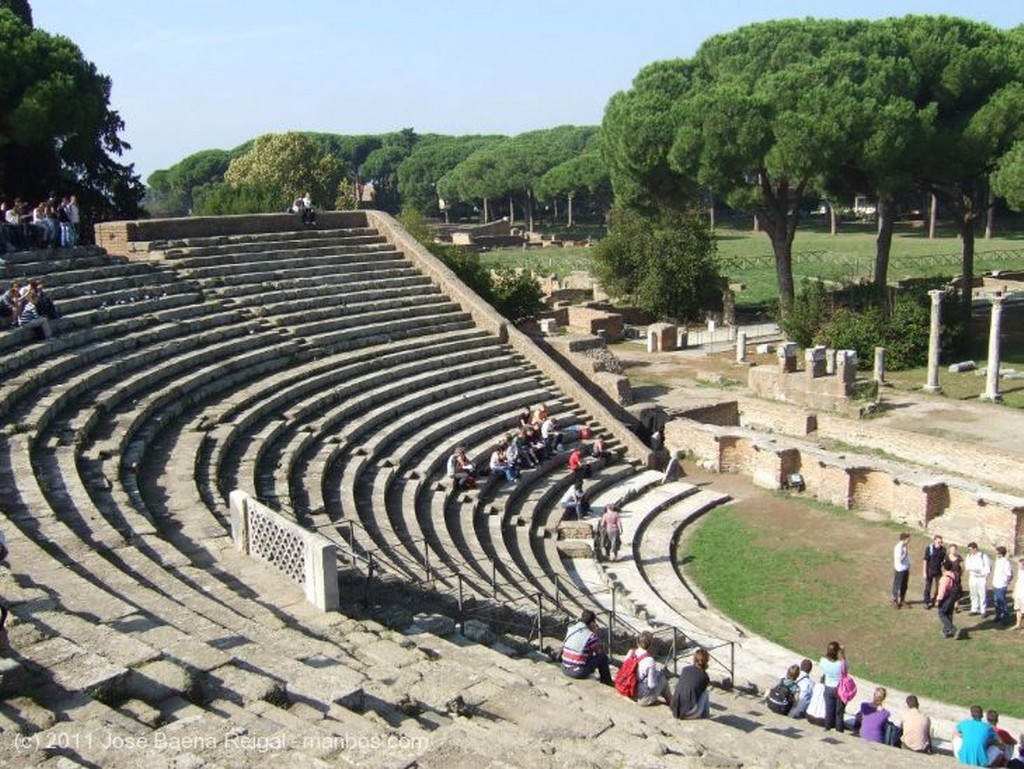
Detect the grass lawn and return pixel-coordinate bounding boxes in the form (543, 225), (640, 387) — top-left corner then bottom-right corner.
(680, 500), (1023, 716)
(477, 220), (1024, 308)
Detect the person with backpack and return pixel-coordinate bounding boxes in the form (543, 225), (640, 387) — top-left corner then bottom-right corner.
(766, 665), (800, 715)
(789, 659), (814, 719)
(615, 631), (670, 706)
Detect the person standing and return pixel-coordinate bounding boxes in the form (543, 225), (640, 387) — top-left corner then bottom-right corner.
(671, 647), (711, 720)
(922, 535), (946, 609)
(892, 532), (911, 609)
(599, 503), (623, 562)
(991, 547), (1013, 624)
(1013, 557), (1024, 631)
(818, 641), (847, 733)
(964, 542), (991, 616)
(936, 563), (963, 640)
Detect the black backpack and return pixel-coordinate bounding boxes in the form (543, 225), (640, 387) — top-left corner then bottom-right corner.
(766, 680), (794, 714)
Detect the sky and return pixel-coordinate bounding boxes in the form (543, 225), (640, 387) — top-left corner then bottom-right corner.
(29, 0), (1022, 182)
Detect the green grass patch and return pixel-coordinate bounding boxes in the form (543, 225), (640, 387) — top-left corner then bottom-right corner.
(682, 502), (1024, 715)
(479, 245), (596, 279)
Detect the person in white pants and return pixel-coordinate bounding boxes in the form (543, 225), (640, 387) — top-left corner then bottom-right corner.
(964, 542), (991, 616)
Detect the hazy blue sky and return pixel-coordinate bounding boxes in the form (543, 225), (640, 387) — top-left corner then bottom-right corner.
(30, 1), (1021, 181)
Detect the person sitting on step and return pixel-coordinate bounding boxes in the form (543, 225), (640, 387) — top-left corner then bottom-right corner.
(853, 687), (890, 743)
(560, 609), (611, 685)
(590, 435), (612, 463)
(446, 446), (476, 490)
(541, 415), (563, 454)
(671, 647), (711, 720)
(559, 482), (590, 521)
(789, 659), (814, 719)
(489, 440), (518, 485)
(1, 282), (21, 328)
(635, 631), (671, 707)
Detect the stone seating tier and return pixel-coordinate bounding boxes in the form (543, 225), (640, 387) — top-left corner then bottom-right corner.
(6, 222), (941, 767)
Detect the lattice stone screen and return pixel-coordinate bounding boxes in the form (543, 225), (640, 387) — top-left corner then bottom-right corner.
(229, 490), (339, 611)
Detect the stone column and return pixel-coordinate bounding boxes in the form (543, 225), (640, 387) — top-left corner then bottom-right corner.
(873, 347), (886, 384)
(982, 294), (1004, 402)
(924, 290), (943, 393)
(735, 331), (748, 363)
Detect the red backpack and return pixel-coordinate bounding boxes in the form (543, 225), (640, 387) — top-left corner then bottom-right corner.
(613, 650), (648, 698)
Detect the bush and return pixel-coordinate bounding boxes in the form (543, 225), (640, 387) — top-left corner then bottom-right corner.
(778, 280), (831, 348)
(593, 206), (722, 322)
(780, 277), (963, 372)
(491, 269), (544, 321)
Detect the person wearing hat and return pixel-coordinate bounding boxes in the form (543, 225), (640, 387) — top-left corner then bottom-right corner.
(560, 610), (611, 685)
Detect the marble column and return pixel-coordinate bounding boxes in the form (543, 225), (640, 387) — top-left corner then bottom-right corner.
(924, 290), (943, 393)
(873, 347), (886, 384)
(982, 294), (1004, 402)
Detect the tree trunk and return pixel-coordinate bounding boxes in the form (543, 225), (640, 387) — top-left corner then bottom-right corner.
(567, 193), (574, 227)
(770, 226), (796, 316)
(958, 214), (975, 327)
(755, 174), (802, 317)
(829, 203), (838, 235)
(874, 195), (895, 296)
(928, 194), (937, 239)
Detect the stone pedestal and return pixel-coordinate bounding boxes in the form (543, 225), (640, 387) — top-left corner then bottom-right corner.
(778, 342), (798, 373)
(982, 294), (1004, 402)
(647, 323), (677, 353)
(735, 331), (748, 363)
(924, 290), (943, 393)
(825, 348), (837, 375)
(805, 345), (826, 378)
(835, 350), (857, 395)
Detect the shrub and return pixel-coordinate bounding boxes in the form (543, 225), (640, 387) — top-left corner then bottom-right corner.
(778, 280), (831, 348)
(593, 206), (722, 322)
(491, 269), (544, 321)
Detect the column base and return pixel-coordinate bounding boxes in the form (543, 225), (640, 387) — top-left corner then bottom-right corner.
(980, 393), (1003, 403)
(922, 385), (942, 394)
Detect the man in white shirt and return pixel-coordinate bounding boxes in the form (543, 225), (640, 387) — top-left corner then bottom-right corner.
(891, 532), (911, 609)
(991, 546), (1013, 624)
(964, 542), (991, 616)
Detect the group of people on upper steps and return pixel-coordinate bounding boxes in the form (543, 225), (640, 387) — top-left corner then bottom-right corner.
(444, 403), (614, 493)
(1, 195), (80, 251)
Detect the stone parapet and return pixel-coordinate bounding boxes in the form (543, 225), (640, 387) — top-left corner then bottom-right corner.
(664, 417), (1024, 552)
(95, 212), (370, 257)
